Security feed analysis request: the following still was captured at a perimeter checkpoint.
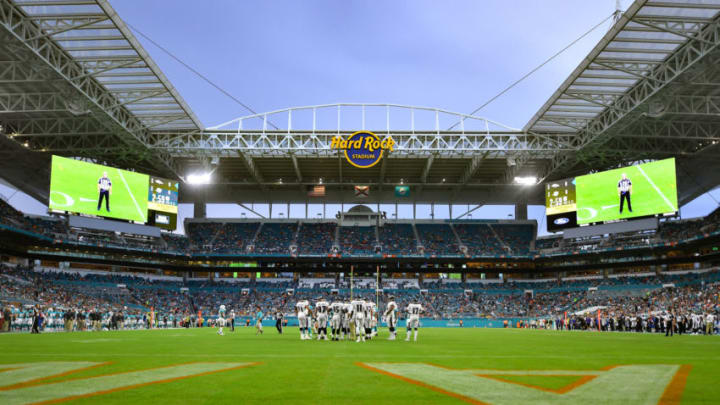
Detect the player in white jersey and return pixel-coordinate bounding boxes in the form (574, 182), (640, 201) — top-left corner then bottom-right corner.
(350, 299), (366, 342)
(362, 301), (375, 340)
(707, 313), (716, 335)
(315, 299), (330, 340)
(330, 302), (344, 341)
(691, 313), (701, 334)
(369, 302), (378, 337)
(384, 297), (398, 340)
(342, 302), (352, 340)
(217, 304), (226, 336)
(296, 300), (310, 340)
(405, 303), (423, 342)
(306, 302), (315, 339)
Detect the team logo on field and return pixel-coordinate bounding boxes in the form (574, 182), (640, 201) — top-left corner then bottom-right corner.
(0, 361), (258, 404)
(358, 362), (690, 404)
(331, 131), (395, 168)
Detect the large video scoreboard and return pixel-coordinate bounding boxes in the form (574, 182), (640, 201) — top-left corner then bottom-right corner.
(545, 158), (678, 231)
(49, 155), (180, 230)
(147, 177), (179, 230)
(545, 178), (577, 231)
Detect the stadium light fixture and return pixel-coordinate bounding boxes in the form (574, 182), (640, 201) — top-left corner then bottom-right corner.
(514, 176), (537, 186)
(187, 172), (212, 185)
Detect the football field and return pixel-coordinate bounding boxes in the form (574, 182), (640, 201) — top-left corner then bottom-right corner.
(575, 159), (678, 225)
(49, 156), (149, 223)
(1, 327), (718, 404)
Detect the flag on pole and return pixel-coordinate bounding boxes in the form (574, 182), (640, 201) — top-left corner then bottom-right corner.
(354, 185), (369, 198)
(395, 185), (410, 197)
(308, 185), (326, 197)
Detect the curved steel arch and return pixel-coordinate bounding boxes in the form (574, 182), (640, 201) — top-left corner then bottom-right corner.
(150, 103), (578, 164)
(208, 103), (522, 132)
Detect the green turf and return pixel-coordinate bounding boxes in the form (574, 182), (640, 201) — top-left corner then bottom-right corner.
(575, 158), (678, 225)
(1, 327), (718, 404)
(49, 155), (149, 223)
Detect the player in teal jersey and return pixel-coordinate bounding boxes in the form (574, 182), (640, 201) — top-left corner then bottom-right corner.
(255, 306), (264, 335)
(217, 304), (226, 336)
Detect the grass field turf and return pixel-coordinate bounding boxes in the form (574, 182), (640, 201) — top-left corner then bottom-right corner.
(49, 155), (149, 223)
(575, 158), (678, 225)
(1, 327), (718, 404)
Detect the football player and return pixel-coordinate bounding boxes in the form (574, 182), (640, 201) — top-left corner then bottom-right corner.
(255, 306), (264, 335)
(363, 300), (375, 340)
(384, 296), (398, 340)
(296, 299), (310, 340)
(350, 298), (365, 342)
(342, 302), (352, 340)
(315, 298), (329, 340)
(217, 304), (226, 336)
(405, 302), (423, 342)
(330, 301), (344, 341)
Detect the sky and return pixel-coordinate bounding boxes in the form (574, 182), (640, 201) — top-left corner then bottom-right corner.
(1, 0), (719, 235)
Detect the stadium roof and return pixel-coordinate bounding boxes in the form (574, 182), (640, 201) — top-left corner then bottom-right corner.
(523, 0), (720, 191)
(0, 0), (200, 197)
(1, 0), (719, 207)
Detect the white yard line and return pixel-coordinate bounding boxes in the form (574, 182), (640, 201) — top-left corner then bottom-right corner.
(116, 169), (146, 222)
(636, 165), (675, 212)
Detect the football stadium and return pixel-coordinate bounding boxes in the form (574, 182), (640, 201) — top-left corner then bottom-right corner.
(1, 0), (720, 404)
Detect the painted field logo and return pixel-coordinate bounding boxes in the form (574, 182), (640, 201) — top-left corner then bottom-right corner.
(358, 362), (691, 405)
(331, 131), (395, 168)
(0, 361), (258, 404)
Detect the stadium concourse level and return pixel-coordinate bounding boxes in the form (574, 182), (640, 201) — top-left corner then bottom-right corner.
(1, 198), (720, 259)
(1, 264), (719, 334)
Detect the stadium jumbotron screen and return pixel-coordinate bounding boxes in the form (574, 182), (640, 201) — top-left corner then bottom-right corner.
(545, 177), (577, 231)
(576, 158), (678, 225)
(545, 158), (679, 228)
(49, 155), (150, 223)
(147, 176), (179, 230)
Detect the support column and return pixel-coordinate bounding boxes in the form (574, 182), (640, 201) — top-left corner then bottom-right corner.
(269, 202), (273, 219)
(193, 201), (206, 219)
(515, 203), (527, 220)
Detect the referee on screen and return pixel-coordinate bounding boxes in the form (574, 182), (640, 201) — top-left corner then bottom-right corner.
(97, 171), (112, 212)
(618, 173), (632, 214)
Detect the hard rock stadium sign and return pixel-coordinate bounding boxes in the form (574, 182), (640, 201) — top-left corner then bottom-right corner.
(331, 131), (395, 168)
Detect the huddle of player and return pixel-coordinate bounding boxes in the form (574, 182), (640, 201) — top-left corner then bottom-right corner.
(295, 296), (423, 342)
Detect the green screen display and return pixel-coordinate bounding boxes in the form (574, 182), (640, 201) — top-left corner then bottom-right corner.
(49, 155), (150, 223)
(575, 158), (678, 225)
(229, 262), (257, 268)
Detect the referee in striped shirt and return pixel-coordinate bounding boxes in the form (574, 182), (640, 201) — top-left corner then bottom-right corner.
(97, 171), (112, 212)
(618, 173), (632, 214)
